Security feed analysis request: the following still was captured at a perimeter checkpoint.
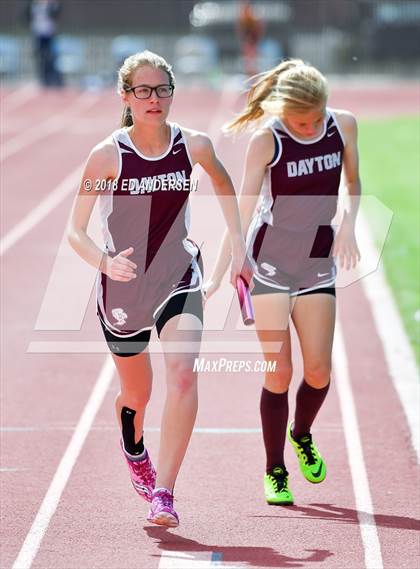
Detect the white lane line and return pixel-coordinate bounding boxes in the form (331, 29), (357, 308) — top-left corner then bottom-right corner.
(1, 426), (262, 434)
(357, 213), (419, 462)
(0, 85), (40, 114)
(2, 425), (344, 433)
(147, 427), (262, 434)
(1, 92), (98, 161)
(2, 427), (262, 433)
(0, 167), (81, 256)
(11, 357), (114, 569)
(333, 314), (383, 569)
(158, 551), (244, 569)
(26, 340), (281, 353)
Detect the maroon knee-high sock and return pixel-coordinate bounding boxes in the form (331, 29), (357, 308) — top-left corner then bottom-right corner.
(260, 387), (289, 472)
(293, 378), (330, 439)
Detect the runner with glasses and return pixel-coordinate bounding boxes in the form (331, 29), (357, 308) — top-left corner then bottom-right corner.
(68, 50), (252, 526)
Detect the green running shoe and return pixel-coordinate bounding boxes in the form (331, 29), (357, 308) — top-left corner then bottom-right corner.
(287, 422), (326, 483)
(264, 465), (294, 505)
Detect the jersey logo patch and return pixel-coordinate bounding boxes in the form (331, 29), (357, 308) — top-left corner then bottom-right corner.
(261, 262), (277, 277)
(112, 308), (128, 326)
(173, 147), (182, 155)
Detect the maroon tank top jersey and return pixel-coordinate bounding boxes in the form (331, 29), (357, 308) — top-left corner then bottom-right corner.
(247, 109), (345, 292)
(96, 122), (202, 335)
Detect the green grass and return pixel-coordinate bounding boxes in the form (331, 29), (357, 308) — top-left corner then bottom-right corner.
(358, 116), (419, 365)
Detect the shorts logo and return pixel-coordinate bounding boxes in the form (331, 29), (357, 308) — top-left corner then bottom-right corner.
(317, 272), (330, 278)
(261, 262), (277, 277)
(112, 308), (128, 326)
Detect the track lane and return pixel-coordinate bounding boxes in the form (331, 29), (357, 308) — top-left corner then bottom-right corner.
(1, 86), (237, 569)
(1, 84), (419, 569)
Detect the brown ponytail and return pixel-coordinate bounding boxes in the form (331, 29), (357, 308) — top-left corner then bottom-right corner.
(121, 105), (133, 128)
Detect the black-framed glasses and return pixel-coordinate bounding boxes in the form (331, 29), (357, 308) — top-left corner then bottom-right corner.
(125, 84), (174, 99)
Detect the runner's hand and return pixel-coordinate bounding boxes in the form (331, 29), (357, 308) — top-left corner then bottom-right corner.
(230, 246), (254, 291)
(103, 247), (137, 282)
(332, 218), (361, 270)
(202, 279), (222, 303)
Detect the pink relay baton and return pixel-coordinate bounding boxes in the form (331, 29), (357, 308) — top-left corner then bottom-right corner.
(236, 276), (255, 325)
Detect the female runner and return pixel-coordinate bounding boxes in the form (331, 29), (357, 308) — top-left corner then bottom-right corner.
(68, 50), (252, 525)
(206, 59), (360, 505)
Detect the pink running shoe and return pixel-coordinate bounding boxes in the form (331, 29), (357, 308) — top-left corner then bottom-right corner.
(120, 440), (156, 502)
(147, 488), (179, 527)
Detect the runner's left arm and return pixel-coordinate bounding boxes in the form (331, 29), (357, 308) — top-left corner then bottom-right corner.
(333, 111), (361, 269)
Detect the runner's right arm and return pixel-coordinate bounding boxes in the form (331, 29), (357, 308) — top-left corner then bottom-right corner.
(68, 140), (137, 282)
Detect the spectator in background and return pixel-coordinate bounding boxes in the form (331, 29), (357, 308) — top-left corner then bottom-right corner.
(24, 0), (63, 87)
(237, 0), (264, 76)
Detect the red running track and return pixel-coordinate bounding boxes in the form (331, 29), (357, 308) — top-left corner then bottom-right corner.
(0, 83), (419, 569)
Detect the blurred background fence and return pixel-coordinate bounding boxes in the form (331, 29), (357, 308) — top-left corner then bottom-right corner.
(0, 0), (419, 87)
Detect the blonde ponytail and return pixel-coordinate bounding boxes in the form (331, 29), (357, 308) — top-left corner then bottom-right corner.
(224, 59), (328, 134)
